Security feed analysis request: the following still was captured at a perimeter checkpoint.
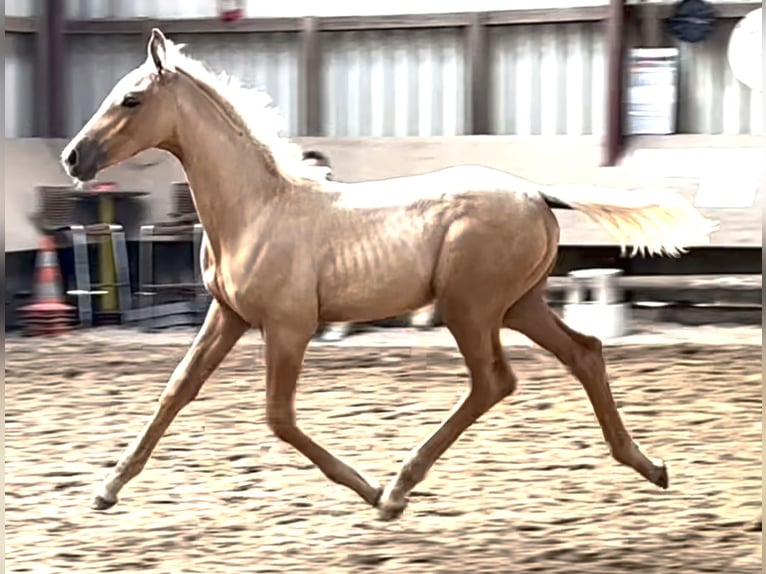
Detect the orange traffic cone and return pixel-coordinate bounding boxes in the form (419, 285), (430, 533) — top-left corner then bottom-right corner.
(17, 235), (77, 336)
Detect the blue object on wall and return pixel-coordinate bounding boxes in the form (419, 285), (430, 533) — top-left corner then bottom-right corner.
(669, 0), (719, 43)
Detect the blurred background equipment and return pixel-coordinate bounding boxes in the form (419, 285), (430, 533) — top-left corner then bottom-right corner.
(17, 234), (77, 337)
(217, 0), (245, 22)
(727, 7), (762, 92)
(65, 182), (148, 325)
(26, 182), (147, 327)
(668, 0), (718, 43)
(137, 221), (208, 332)
(563, 268), (629, 339)
(168, 181), (199, 223)
(66, 222), (132, 328)
(625, 48), (679, 135)
(131, 180), (208, 331)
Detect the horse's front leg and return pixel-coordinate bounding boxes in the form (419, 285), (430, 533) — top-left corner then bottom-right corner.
(263, 321), (382, 507)
(92, 299), (248, 510)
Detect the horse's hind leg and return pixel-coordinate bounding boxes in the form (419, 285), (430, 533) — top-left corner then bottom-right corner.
(503, 288), (669, 489)
(92, 299), (248, 510)
(377, 310), (516, 521)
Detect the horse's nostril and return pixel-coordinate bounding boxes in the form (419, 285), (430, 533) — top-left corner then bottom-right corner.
(67, 148), (78, 167)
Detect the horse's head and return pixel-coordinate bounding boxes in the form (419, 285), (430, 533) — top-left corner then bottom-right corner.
(62, 28), (179, 182)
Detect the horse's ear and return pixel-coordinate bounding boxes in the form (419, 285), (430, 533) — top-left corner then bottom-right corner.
(148, 28), (174, 74)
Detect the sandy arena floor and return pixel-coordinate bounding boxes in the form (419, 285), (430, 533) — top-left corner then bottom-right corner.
(5, 324), (763, 574)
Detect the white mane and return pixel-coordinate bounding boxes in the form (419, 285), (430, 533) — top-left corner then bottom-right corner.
(159, 39), (330, 184)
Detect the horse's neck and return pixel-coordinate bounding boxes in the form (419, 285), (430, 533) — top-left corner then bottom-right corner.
(172, 97), (286, 250)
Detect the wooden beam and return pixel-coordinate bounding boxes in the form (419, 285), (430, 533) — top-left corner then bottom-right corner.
(62, 6), (628, 37)
(64, 14), (469, 36)
(62, 4), (761, 36)
(6, 16), (37, 33)
(40, 0), (68, 137)
(485, 6), (609, 25)
(710, 2), (760, 18)
(65, 17), (303, 35)
(628, 1), (760, 20)
(318, 13), (469, 31)
(35, 1), (66, 137)
(467, 13), (491, 135)
(637, 2), (663, 48)
(300, 17), (322, 136)
(604, 0), (625, 167)
(35, 9), (49, 137)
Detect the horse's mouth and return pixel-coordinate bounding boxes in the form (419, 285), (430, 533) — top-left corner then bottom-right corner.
(61, 137), (105, 182)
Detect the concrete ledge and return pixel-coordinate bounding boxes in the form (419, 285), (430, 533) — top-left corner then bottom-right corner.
(6, 136), (761, 252)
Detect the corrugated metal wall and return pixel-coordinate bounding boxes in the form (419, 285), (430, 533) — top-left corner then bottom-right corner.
(5, 0), (37, 17)
(172, 33), (301, 136)
(5, 0), (38, 137)
(676, 19), (762, 135)
(65, 33), (301, 137)
(8, 2), (763, 139)
(5, 34), (37, 137)
(64, 0), (611, 19)
(66, 0), (216, 19)
(66, 35), (146, 136)
(322, 29), (466, 137)
(490, 21), (606, 135)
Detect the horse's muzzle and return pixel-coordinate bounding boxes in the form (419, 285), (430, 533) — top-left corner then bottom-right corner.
(63, 137), (105, 181)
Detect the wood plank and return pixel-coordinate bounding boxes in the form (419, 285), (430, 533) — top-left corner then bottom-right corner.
(62, 6), (633, 36)
(625, 1), (761, 20)
(637, 2), (663, 48)
(35, 1), (66, 137)
(604, 0), (626, 166)
(65, 17), (303, 35)
(64, 15), (463, 35)
(48, 0), (67, 138)
(300, 17), (322, 136)
(5, 16), (37, 33)
(35, 10), (49, 138)
(467, 13), (491, 135)
(485, 6), (609, 25)
(710, 2), (761, 18)
(318, 13), (470, 31)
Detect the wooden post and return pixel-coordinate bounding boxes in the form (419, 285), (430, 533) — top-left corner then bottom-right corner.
(35, 4), (50, 137)
(467, 13), (491, 135)
(638, 2), (663, 48)
(300, 17), (322, 136)
(604, 0), (625, 166)
(37, 0), (67, 137)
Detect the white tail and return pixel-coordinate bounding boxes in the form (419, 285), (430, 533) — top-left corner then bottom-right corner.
(542, 184), (719, 257)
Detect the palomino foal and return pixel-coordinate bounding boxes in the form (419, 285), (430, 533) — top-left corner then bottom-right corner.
(61, 29), (717, 521)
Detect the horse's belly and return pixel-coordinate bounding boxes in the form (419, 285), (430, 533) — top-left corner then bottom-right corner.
(318, 247), (435, 322)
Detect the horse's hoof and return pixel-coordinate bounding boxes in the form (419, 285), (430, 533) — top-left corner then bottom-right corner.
(650, 461), (669, 490)
(377, 501), (407, 522)
(371, 487), (384, 508)
(376, 491), (408, 521)
(92, 494), (117, 510)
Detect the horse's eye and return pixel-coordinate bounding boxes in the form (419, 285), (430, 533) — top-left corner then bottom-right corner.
(121, 94), (141, 108)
